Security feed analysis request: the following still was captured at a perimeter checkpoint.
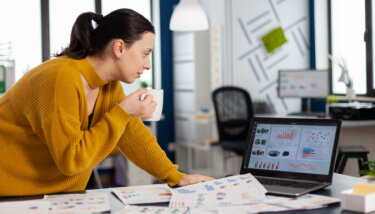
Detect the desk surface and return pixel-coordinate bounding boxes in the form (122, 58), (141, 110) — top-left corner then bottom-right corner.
(85, 173), (363, 214)
(0, 173), (366, 213)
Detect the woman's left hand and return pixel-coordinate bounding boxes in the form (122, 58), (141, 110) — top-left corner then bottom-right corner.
(177, 174), (215, 186)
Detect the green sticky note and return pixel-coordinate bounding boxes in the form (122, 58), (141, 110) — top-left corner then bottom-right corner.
(261, 27), (287, 53)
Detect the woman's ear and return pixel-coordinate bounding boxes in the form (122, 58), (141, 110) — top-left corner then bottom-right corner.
(113, 39), (125, 60)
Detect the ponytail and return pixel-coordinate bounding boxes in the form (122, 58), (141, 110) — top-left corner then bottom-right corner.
(56, 12), (99, 59)
(56, 9), (154, 60)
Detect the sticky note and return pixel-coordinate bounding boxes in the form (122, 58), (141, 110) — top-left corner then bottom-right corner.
(352, 182), (375, 195)
(261, 27), (287, 53)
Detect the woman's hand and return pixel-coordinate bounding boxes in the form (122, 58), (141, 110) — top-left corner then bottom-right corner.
(177, 174), (215, 186)
(119, 89), (157, 118)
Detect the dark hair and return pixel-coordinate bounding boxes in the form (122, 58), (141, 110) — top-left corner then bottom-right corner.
(56, 8), (155, 59)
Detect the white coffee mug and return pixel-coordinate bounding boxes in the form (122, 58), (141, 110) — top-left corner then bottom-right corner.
(141, 89), (163, 121)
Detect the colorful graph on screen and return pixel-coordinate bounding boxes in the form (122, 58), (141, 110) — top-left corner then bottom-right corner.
(276, 130), (295, 139)
(302, 147), (315, 158)
(306, 129), (330, 145)
(289, 163), (317, 171)
(254, 160), (280, 170)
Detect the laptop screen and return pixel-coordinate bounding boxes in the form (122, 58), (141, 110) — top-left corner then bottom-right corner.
(241, 118), (341, 178)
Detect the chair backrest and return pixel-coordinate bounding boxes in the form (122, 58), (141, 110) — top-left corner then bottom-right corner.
(212, 86), (253, 142)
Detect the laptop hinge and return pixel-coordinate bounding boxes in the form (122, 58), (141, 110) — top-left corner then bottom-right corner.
(255, 176), (325, 184)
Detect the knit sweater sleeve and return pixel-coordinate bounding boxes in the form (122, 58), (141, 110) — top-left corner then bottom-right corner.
(114, 84), (186, 186)
(39, 106), (132, 176)
(35, 75), (133, 176)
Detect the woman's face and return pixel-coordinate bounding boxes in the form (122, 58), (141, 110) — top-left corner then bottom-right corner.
(118, 32), (154, 83)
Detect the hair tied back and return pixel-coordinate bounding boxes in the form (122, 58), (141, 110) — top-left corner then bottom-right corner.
(93, 14), (103, 24)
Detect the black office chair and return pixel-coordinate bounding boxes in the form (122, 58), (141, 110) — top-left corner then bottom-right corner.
(212, 86), (253, 164)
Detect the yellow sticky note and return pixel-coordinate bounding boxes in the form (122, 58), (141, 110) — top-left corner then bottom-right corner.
(352, 182), (375, 195)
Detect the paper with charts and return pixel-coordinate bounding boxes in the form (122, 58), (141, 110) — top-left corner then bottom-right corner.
(43, 192), (110, 213)
(0, 200), (50, 214)
(169, 173), (267, 208)
(115, 194), (339, 214)
(115, 205), (246, 214)
(111, 184), (172, 205)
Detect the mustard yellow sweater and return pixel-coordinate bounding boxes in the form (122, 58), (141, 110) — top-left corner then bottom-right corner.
(0, 56), (185, 196)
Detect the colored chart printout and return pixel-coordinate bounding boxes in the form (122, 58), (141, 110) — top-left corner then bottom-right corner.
(298, 126), (336, 162)
(116, 194), (339, 214)
(267, 125), (301, 160)
(111, 184), (172, 205)
(115, 206), (189, 214)
(116, 205), (247, 214)
(44, 192), (110, 214)
(0, 200), (50, 214)
(169, 174), (267, 208)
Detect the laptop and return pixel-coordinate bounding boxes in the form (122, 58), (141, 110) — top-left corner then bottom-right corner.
(240, 117), (342, 197)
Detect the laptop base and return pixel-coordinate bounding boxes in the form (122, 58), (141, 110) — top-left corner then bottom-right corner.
(263, 183), (328, 197)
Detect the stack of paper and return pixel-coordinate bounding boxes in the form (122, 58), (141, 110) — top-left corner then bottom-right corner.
(113, 173), (340, 214)
(115, 194), (339, 214)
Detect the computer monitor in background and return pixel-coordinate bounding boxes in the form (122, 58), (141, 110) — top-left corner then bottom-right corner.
(278, 69), (329, 116)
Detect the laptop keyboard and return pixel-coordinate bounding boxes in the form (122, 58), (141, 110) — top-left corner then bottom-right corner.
(257, 177), (319, 189)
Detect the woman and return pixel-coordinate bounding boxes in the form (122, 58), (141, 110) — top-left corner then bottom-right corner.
(0, 8), (212, 196)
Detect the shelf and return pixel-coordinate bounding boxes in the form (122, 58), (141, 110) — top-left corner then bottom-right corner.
(334, 96), (375, 102)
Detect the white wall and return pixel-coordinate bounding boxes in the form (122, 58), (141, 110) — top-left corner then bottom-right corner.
(314, 0), (329, 70)
(203, 0), (311, 115)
